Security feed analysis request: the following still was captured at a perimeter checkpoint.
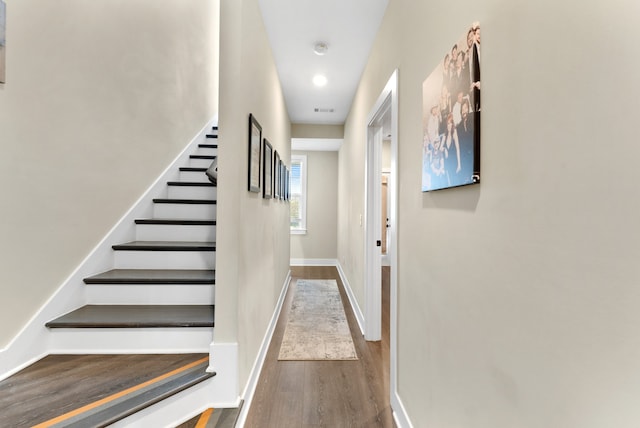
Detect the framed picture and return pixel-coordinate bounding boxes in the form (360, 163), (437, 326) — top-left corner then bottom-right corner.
(248, 114), (262, 193)
(279, 160), (285, 200)
(284, 167), (290, 201)
(0, 1), (6, 84)
(262, 138), (273, 199)
(273, 150), (281, 199)
(421, 22), (481, 192)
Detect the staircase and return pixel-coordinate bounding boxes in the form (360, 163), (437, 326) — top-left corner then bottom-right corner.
(38, 126), (222, 425)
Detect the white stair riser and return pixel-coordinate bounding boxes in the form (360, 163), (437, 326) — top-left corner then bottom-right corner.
(180, 171), (211, 182)
(49, 327), (213, 353)
(136, 224), (216, 242)
(86, 284), (214, 305)
(193, 147), (217, 156)
(167, 185), (217, 200)
(154, 203), (216, 220)
(114, 250), (216, 269)
(189, 157), (216, 168)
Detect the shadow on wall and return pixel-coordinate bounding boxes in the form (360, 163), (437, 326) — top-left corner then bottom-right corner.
(422, 183), (480, 212)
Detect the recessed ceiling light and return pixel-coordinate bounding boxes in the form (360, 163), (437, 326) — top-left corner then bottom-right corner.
(313, 74), (328, 87)
(313, 42), (328, 56)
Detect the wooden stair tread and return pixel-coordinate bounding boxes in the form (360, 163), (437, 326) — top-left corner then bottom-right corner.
(84, 269), (215, 284)
(206, 134), (218, 138)
(134, 219), (216, 225)
(0, 354), (211, 427)
(46, 305), (215, 328)
(199, 143), (218, 149)
(190, 155), (216, 159)
(153, 198), (216, 204)
(179, 167), (207, 172)
(166, 181), (216, 187)
(112, 241), (216, 251)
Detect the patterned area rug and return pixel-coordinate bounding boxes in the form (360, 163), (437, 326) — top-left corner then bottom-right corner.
(278, 279), (358, 361)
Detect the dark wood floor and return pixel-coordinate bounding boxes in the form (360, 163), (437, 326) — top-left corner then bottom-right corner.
(0, 353), (207, 427)
(245, 265), (394, 428)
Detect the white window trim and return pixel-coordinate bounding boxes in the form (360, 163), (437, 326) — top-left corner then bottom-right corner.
(290, 154), (307, 234)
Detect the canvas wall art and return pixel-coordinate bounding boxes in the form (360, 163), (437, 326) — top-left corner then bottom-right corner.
(422, 22), (481, 192)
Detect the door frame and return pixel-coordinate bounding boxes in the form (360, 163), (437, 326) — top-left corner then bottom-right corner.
(364, 69), (399, 397)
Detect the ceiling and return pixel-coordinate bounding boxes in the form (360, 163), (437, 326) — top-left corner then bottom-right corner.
(258, 0), (389, 125)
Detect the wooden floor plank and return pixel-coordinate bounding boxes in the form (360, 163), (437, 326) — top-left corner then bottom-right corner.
(244, 266), (395, 428)
(0, 354), (207, 427)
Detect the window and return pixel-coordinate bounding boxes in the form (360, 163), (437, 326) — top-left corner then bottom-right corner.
(290, 155), (307, 234)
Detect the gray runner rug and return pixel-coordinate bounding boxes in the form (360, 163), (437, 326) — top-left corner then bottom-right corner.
(278, 279), (358, 361)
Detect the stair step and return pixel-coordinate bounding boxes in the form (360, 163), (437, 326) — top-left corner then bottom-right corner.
(112, 241), (215, 251)
(199, 143), (218, 149)
(84, 269), (215, 284)
(0, 354), (213, 428)
(167, 181), (215, 187)
(65, 358), (215, 428)
(180, 167), (207, 172)
(206, 134), (218, 139)
(46, 305), (215, 328)
(135, 219), (216, 226)
(153, 198), (216, 204)
(190, 155), (216, 160)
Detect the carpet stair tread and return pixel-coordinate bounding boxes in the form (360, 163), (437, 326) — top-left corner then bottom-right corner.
(45, 305), (215, 328)
(84, 269), (215, 284)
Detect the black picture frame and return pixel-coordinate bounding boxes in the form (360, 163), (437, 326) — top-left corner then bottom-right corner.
(285, 167), (290, 201)
(273, 150), (281, 199)
(279, 160), (285, 200)
(248, 114), (262, 193)
(263, 138), (273, 199)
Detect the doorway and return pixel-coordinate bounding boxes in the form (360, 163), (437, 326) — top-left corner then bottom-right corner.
(364, 70), (398, 407)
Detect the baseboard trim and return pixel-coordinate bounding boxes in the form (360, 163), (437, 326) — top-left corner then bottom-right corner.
(289, 258), (338, 266)
(335, 262), (365, 336)
(392, 391), (414, 428)
(235, 270), (292, 427)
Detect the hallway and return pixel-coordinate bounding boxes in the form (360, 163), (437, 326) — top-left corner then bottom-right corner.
(245, 265), (394, 427)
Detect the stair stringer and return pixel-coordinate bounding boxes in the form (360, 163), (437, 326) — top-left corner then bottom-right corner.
(0, 117), (218, 382)
(110, 342), (239, 428)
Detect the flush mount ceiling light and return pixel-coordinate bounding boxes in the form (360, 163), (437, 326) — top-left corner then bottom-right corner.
(312, 74), (328, 87)
(313, 41), (328, 56)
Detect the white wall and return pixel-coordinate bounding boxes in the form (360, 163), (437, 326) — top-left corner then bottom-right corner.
(341, 0), (640, 426)
(216, 0), (291, 388)
(290, 150), (338, 260)
(0, 0), (218, 348)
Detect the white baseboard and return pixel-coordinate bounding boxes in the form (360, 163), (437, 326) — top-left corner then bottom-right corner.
(235, 270), (292, 428)
(335, 262), (365, 336)
(0, 117), (218, 382)
(392, 391), (414, 428)
(289, 258), (338, 266)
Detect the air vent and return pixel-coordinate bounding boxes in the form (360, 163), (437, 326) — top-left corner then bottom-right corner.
(314, 108), (335, 113)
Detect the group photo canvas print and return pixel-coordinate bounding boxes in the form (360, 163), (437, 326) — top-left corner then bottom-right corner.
(422, 22), (481, 192)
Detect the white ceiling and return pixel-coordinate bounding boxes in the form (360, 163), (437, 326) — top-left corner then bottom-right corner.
(258, 0), (389, 125)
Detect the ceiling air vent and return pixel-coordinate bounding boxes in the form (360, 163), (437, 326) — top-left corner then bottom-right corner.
(314, 107), (335, 113)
